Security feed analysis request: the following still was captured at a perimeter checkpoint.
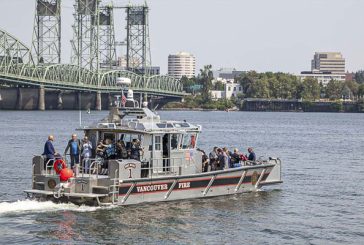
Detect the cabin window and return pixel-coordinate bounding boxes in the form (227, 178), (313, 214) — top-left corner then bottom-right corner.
(119, 133), (143, 150)
(181, 133), (197, 149)
(173, 122), (190, 128)
(156, 123), (166, 128)
(171, 134), (180, 150)
(102, 132), (115, 142)
(155, 136), (161, 151)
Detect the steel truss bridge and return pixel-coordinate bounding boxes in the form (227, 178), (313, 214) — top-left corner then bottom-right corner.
(0, 28), (185, 98)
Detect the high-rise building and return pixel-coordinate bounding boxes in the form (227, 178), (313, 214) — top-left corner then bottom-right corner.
(311, 52), (345, 74)
(168, 52), (196, 79)
(299, 52), (346, 86)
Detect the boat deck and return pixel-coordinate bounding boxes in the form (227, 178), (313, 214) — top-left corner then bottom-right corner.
(24, 189), (108, 198)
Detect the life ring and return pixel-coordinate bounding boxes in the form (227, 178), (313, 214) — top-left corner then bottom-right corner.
(53, 159), (66, 174)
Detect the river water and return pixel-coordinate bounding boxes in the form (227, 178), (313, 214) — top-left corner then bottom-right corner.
(0, 110), (363, 244)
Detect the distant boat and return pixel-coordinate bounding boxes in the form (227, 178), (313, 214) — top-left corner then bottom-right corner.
(87, 109), (91, 114)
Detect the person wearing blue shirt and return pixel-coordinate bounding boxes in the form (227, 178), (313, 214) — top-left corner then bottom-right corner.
(64, 134), (81, 173)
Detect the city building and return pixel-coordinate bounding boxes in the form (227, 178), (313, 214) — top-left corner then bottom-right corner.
(298, 72), (346, 86)
(210, 80), (243, 100)
(311, 52), (345, 74)
(213, 68), (245, 80)
(168, 52), (196, 79)
(299, 52), (346, 86)
(142, 66), (160, 75)
(117, 56), (160, 75)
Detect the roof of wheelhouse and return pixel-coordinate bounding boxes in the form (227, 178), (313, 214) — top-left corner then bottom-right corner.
(80, 106), (201, 134)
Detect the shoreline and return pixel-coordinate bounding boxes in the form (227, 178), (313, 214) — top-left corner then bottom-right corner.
(159, 108), (364, 113)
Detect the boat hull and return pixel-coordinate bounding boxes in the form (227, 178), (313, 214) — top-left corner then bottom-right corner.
(25, 159), (282, 206)
(116, 164), (281, 205)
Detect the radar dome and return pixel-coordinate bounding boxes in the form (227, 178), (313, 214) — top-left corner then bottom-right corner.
(116, 77), (131, 87)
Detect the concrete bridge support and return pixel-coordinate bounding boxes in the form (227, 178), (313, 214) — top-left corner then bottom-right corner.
(108, 94), (113, 109)
(57, 92), (63, 110)
(38, 86), (45, 111)
(96, 91), (102, 111)
(16, 87), (23, 110)
(76, 92), (82, 110)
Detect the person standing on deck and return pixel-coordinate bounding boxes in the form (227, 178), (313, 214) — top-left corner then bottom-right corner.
(131, 139), (143, 161)
(248, 147), (256, 164)
(217, 148), (228, 170)
(230, 148), (241, 167)
(42, 135), (58, 169)
(209, 147), (218, 171)
(64, 134), (82, 175)
(222, 147), (230, 170)
(81, 136), (93, 173)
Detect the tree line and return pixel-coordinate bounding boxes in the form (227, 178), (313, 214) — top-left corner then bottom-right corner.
(181, 67), (364, 101)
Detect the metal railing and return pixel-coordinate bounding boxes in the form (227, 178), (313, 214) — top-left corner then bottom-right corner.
(141, 157), (186, 177)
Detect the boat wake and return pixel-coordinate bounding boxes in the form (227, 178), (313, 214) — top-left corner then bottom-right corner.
(0, 200), (111, 216)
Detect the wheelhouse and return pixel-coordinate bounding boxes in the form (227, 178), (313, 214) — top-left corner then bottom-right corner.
(80, 107), (203, 178)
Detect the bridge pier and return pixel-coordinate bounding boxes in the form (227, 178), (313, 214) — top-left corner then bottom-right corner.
(16, 87), (23, 110)
(108, 94), (113, 109)
(38, 86), (45, 111)
(96, 91), (102, 111)
(57, 91), (63, 110)
(143, 93), (148, 107)
(76, 92), (82, 110)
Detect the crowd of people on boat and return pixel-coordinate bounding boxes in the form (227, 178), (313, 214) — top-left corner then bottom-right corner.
(199, 147), (257, 172)
(42, 134), (144, 175)
(43, 134), (257, 176)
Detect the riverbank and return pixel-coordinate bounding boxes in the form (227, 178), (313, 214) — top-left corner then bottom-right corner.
(163, 99), (364, 113)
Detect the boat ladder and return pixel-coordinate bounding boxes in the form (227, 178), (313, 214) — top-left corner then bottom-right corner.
(109, 170), (119, 205)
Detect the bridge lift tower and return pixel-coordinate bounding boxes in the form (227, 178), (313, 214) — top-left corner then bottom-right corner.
(32, 0), (61, 64)
(71, 0), (100, 71)
(125, 4), (151, 75)
(99, 5), (117, 69)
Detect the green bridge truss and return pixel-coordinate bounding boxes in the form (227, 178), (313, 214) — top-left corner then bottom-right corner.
(0, 28), (185, 97)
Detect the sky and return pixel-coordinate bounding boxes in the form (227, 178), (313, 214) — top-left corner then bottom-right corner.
(0, 0), (363, 74)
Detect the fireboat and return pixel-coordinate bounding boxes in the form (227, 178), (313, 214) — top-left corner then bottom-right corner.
(24, 78), (283, 206)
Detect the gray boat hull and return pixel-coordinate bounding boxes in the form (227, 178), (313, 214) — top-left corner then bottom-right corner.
(25, 158), (282, 206)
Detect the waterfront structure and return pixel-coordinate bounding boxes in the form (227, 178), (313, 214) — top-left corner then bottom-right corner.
(168, 52), (196, 79)
(0, 2), (183, 110)
(0, 26), (185, 110)
(299, 52), (346, 86)
(211, 79), (242, 100)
